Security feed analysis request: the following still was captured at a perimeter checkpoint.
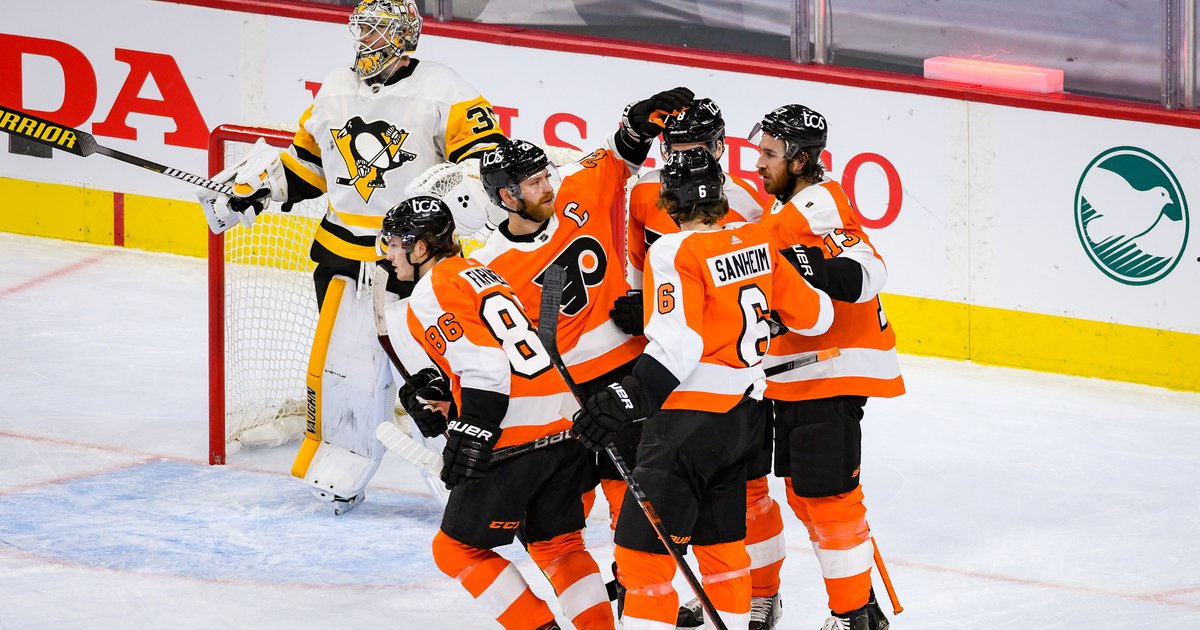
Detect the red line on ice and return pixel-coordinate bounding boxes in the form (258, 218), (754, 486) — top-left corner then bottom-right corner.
(0, 252), (111, 299)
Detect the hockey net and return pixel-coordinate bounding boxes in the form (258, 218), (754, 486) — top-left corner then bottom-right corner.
(207, 124), (602, 465)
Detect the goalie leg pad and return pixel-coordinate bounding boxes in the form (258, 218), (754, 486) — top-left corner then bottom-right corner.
(293, 275), (395, 497)
(774, 396), (866, 498)
(295, 436), (382, 500)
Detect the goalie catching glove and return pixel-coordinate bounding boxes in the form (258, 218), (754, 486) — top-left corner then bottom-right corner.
(399, 367), (452, 438)
(573, 376), (651, 452)
(621, 87), (695, 142)
(404, 158), (507, 241)
(441, 414), (502, 488)
(197, 138), (289, 234)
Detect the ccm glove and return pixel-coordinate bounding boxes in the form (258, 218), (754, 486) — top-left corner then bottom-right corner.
(610, 290), (645, 336)
(441, 414), (502, 488)
(779, 244), (828, 290)
(622, 87), (695, 140)
(573, 376), (650, 452)
(399, 368), (451, 438)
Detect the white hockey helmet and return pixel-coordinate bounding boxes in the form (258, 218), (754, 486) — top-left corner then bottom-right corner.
(349, 0), (422, 79)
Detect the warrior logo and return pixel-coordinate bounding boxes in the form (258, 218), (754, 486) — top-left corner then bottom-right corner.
(1074, 146), (1189, 285)
(534, 236), (607, 317)
(332, 117), (417, 203)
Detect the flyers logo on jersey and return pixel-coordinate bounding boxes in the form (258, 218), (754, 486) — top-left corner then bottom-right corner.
(707, 244), (771, 287)
(534, 236), (607, 316)
(332, 116), (418, 202)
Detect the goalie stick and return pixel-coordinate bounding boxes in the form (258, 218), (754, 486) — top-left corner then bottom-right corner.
(0, 104), (236, 196)
(537, 264), (728, 630)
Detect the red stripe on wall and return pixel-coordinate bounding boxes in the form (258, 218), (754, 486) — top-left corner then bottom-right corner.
(113, 192), (125, 247)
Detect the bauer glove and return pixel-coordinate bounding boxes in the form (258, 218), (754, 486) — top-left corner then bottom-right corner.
(779, 244), (828, 290)
(622, 87), (695, 141)
(441, 414), (502, 488)
(399, 367), (452, 438)
(573, 376), (650, 452)
(610, 290), (645, 336)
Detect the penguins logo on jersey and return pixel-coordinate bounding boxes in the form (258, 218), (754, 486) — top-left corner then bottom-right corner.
(534, 236), (607, 317)
(332, 117), (418, 202)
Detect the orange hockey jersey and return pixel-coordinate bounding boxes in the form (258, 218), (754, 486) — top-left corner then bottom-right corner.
(470, 135), (646, 384)
(643, 222), (833, 413)
(406, 256), (577, 449)
(626, 168), (767, 289)
(760, 178), (905, 401)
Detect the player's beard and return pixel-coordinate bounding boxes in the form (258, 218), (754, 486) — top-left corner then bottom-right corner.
(523, 194), (556, 222)
(760, 167), (797, 200)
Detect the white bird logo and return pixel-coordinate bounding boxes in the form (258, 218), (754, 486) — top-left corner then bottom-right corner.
(1081, 168), (1179, 244)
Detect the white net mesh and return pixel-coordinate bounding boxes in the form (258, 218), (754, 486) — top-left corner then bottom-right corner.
(216, 129), (323, 450)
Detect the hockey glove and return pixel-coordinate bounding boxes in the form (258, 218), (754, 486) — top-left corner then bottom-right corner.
(622, 87), (695, 141)
(610, 290), (645, 336)
(399, 367), (451, 438)
(779, 244), (828, 290)
(441, 414), (502, 488)
(573, 376), (650, 452)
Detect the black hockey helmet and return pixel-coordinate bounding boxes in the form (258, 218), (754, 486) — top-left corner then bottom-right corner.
(660, 146), (726, 208)
(750, 104), (827, 160)
(381, 194), (455, 255)
(663, 98), (725, 150)
(479, 139), (552, 209)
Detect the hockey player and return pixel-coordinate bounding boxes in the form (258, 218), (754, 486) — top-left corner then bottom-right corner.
(196, 0), (505, 512)
(573, 147), (833, 629)
(471, 87), (693, 536)
(381, 196), (614, 630)
(751, 104), (904, 630)
(614, 97), (786, 629)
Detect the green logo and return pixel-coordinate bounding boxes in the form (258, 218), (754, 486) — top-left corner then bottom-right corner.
(1074, 146), (1189, 285)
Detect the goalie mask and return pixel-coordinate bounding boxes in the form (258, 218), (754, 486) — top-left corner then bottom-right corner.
(479, 139), (560, 222)
(659, 147), (727, 226)
(349, 0), (422, 80)
(381, 195), (457, 267)
(663, 98), (725, 154)
(749, 104), (827, 161)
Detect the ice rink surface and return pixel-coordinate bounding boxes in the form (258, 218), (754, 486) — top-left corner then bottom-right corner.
(1, 233), (1197, 629)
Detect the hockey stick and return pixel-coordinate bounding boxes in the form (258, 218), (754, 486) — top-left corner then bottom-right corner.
(537, 264), (728, 630)
(763, 347), (841, 376)
(871, 536), (904, 615)
(0, 104), (236, 196)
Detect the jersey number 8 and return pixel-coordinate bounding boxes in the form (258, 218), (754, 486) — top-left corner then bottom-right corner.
(480, 293), (552, 378)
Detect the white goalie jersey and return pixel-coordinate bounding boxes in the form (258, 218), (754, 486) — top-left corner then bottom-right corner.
(280, 60), (505, 263)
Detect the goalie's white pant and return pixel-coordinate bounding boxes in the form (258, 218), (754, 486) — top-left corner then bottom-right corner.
(291, 275), (395, 501)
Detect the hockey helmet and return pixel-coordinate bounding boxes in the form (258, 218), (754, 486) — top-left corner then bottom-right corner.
(479, 139), (554, 210)
(749, 104), (827, 160)
(662, 98), (725, 151)
(381, 195), (456, 255)
(349, 0), (422, 79)
(660, 146), (726, 209)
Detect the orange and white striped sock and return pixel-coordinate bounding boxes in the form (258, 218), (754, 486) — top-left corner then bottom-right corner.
(784, 480), (874, 614)
(695, 541), (752, 627)
(528, 531), (614, 630)
(432, 530), (556, 629)
(744, 475), (785, 598)
(599, 478), (627, 533)
(613, 545), (678, 629)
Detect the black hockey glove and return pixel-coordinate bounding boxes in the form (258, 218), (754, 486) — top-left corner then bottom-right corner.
(441, 414), (502, 488)
(779, 244), (828, 290)
(622, 87), (695, 141)
(573, 376), (650, 452)
(400, 368), (451, 438)
(610, 290), (645, 336)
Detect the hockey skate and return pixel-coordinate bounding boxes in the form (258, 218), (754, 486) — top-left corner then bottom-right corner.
(820, 590), (889, 630)
(676, 597), (703, 627)
(749, 593), (783, 629)
(331, 491), (365, 516)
